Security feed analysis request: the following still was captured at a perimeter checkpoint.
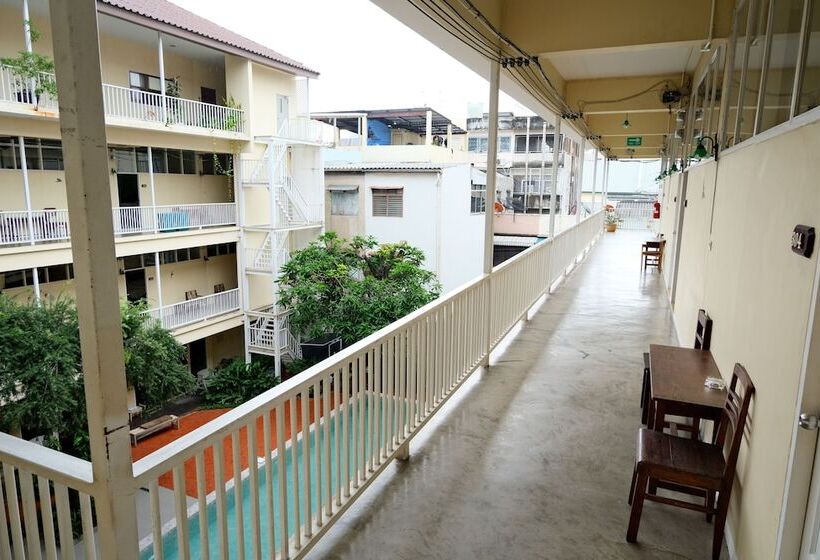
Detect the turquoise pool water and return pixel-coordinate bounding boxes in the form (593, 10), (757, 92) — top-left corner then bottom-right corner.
(140, 403), (385, 560)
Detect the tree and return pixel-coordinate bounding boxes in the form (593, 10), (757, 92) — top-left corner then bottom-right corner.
(202, 358), (280, 408)
(0, 295), (192, 458)
(278, 232), (441, 345)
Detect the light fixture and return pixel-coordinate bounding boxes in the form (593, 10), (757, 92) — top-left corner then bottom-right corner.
(670, 161), (679, 173)
(622, 114), (631, 129)
(691, 135), (718, 160)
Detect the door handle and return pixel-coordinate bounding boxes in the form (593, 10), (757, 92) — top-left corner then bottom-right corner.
(799, 413), (819, 430)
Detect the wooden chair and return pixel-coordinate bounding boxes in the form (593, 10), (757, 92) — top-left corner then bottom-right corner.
(627, 363), (754, 560)
(641, 239), (666, 272)
(641, 309), (713, 436)
(185, 289), (200, 301)
(213, 283), (226, 293)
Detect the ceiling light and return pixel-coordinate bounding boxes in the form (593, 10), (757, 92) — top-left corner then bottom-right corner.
(622, 114), (630, 129)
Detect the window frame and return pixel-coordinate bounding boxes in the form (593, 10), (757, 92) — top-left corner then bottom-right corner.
(371, 187), (404, 218)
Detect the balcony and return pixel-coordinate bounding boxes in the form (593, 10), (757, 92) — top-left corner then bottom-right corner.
(0, 203), (237, 247)
(0, 65), (245, 137)
(143, 288), (240, 331)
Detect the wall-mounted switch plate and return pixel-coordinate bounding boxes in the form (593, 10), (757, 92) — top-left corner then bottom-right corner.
(792, 225), (815, 258)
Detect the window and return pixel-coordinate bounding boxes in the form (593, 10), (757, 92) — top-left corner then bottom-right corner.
(0, 137), (65, 171)
(112, 148), (137, 173)
(200, 154), (215, 175)
(136, 147), (150, 173)
(128, 71), (176, 95)
(797, 0), (820, 115)
(46, 264), (69, 282)
(372, 188), (403, 217)
(759, 0), (803, 132)
(151, 148), (168, 173)
(0, 137), (17, 169)
(206, 243), (236, 258)
(515, 135), (544, 153)
(470, 186), (486, 213)
(498, 136), (511, 152)
(329, 186), (359, 216)
(40, 140), (63, 171)
(182, 150), (197, 175)
(167, 150), (182, 174)
(468, 137), (488, 152)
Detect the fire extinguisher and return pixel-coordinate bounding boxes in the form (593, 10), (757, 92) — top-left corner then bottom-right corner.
(653, 201), (661, 219)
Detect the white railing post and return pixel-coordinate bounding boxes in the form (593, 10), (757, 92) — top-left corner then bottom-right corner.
(549, 118), (562, 238)
(49, 0), (138, 556)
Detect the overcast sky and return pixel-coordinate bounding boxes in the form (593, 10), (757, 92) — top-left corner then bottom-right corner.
(170, 0), (530, 126)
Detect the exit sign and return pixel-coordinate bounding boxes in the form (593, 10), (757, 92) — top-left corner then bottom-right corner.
(626, 136), (643, 146)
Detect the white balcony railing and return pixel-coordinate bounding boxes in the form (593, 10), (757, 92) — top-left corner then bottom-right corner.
(0, 211), (603, 560)
(0, 203), (237, 246)
(1, 64), (244, 134)
(275, 116), (335, 145)
(143, 288), (240, 331)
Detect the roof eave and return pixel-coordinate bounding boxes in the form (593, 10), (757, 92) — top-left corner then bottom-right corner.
(97, 3), (320, 79)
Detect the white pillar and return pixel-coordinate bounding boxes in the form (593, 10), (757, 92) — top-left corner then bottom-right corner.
(425, 109), (433, 146)
(446, 123), (453, 148)
(576, 138), (586, 224)
(539, 121), (546, 216)
(360, 115), (368, 149)
(147, 146), (158, 234)
(154, 252), (163, 310)
(549, 119), (561, 238)
(524, 116), (531, 204)
(482, 59), (500, 367)
(22, 0), (33, 53)
(18, 137), (40, 303)
(157, 32), (167, 123)
(49, 0), (138, 556)
(590, 151), (599, 211)
(603, 157), (610, 204)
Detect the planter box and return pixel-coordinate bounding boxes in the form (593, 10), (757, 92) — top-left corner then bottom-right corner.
(301, 333), (343, 361)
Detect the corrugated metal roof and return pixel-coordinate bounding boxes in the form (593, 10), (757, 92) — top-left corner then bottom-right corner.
(99, 0), (318, 77)
(324, 162), (458, 172)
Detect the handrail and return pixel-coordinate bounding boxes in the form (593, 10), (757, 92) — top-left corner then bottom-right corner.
(0, 432), (95, 494)
(143, 288), (240, 331)
(133, 210), (604, 483)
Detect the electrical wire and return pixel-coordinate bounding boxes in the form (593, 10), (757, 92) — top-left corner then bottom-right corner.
(576, 80), (679, 112)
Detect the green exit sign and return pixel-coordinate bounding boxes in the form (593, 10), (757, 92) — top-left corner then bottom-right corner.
(626, 136), (643, 147)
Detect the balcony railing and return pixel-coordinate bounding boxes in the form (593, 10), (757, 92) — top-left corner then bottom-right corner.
(0, 203), (237, 246)
(1, 65), (244, 134)
(275, 116), (335, 145)
(143, 288), (240, 331)
(0, 211), (603, 559)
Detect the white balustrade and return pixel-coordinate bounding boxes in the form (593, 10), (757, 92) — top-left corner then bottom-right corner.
(0, 212), (603, 559)
(1, 65), (244, 133)
(144, 288), (240, 331)
(0, 204), (236, 246)
(277, 116), (335, 145)
(612, 200), (655, 230)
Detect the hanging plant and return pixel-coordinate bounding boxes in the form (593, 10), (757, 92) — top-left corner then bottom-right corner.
(1, 22), (57, 110)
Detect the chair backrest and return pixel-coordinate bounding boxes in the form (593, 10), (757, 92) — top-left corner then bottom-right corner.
(694, 308), (713, 350)
(185, 290), (199, 300)
(715, 363), (755, 487)
(213, 283), (225, 293)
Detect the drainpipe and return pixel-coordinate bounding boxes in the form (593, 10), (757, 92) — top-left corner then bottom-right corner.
(18, 136), (40, 303)
(482, 59), (500, 367)
(157, 32), (167, 123)
(549, 119), (561, 238)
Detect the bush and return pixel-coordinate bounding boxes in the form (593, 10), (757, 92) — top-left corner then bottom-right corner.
(203, 358), (280, 408)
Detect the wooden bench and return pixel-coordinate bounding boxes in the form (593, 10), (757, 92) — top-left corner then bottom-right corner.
(129, 414), (179, 446)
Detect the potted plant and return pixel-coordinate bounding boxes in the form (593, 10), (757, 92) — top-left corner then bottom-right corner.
(1, 24), (57, 110)
(605, 211), (619, 232)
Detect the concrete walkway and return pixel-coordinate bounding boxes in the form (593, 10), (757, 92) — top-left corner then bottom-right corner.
(308, 230), (726, 560)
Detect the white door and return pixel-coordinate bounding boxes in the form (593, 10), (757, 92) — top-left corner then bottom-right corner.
(277, 94), (289, 134)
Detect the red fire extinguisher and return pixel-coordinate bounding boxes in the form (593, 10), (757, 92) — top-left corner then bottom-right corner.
(653, 200), (661, 219)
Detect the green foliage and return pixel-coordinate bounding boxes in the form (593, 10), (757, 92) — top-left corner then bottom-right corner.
(121, 301), (193, 415)
(202, 358), (279, 408)
(279, 232), (440, 346)
(222, 96), (242, 132)
(0, 295), (190, 458)
(1, 24), (57, 104)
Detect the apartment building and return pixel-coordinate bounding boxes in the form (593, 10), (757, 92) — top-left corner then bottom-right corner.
(0, 0), (329, 377)
(316, 108), (492, 292)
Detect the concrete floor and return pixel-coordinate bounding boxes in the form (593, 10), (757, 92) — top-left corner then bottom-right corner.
(308, 230), (727, 560)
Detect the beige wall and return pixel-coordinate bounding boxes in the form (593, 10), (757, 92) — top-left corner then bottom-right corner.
(205, 326), (244, 369)
(668, 118), (820, 559)
(248, 63), (297, 138)
(325, 173), (365, 240)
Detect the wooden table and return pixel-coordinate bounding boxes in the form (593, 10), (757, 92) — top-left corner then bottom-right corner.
(648, 344), (726, 436)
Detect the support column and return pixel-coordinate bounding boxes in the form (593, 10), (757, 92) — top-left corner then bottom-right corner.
(154, 252), (163, 310)
(425, 109), (433, 146)
(18, 136), (40, 303)
(157, 32), (167, 123)
(49, 0), (138, 557)
(360, 115), (368, 148)
(482, 59), (500, 367)
(539, 121), (546, 216)
(549, 118), (561, 238)
(524, 116), (531, 204)
(147, 146), (158, 234)
(576, 138), (586, 224)
(22, 0), (33, 52)
(446, 123), (453, 148)
(590, 151), (599, 212)
(603, 157), (610, 204)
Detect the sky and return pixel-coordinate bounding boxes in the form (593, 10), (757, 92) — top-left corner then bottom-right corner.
(169, 0), (530, 126)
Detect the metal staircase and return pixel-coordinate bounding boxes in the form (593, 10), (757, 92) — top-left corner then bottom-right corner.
(238, 119), (325, 375)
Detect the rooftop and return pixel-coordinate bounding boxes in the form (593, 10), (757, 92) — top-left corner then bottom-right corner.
(315, 108), (467, 135)
(99, 0), (319, 77)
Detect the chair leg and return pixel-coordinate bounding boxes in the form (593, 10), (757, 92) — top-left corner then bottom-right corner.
(628, 465), (638, 505)
(706, 490), (716, 523)
(627, 468), (649, 543)
(648, 477), (658, 495)
(712, 492), (730, 560)
(692, 416), (702, 440)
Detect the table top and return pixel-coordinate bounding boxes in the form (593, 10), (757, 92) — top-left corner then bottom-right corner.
(649, 344), (726, 409)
